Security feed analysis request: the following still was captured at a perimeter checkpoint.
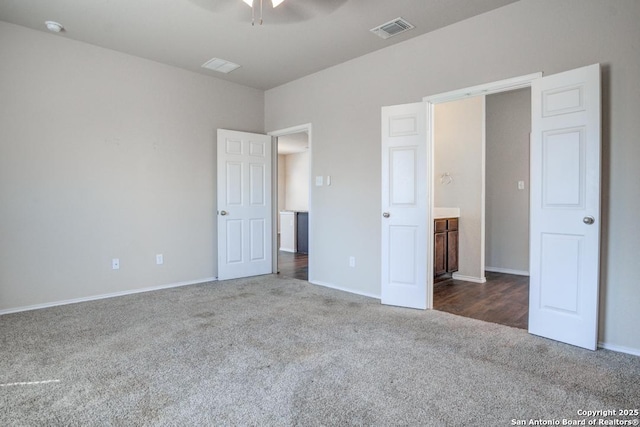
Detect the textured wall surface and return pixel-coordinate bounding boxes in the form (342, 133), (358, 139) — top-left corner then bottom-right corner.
(0, 22), (264, 310)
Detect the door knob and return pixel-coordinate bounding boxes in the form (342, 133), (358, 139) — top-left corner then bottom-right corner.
(220, 210), (228, 216)
(382, 212), (390, 218)
(583, 216), (595, 225)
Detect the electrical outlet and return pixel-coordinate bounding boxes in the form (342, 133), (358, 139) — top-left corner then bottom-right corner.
(349, 256), (356, 268)
(518, 180), (525, 190)
(112, 258), (120, 270)
(156, 254), (163, 265)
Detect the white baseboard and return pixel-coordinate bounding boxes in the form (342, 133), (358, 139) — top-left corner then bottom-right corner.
(451, 273), (487, 284)
(485, 266), (530, 276)
(279, 248), (296, 253)
(598, 341), (640, 357)
(309, 279), (381, 300)
(0, 277), (217, 316)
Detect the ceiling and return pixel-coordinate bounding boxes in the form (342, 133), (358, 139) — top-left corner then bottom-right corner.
(0, 0), (518, 90)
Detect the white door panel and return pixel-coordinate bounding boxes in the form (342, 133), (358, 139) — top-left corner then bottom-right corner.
(543, 128), (585, 206)
(217, 129), (272, 280)
(381, 103), (428, 309)
(529, 64), (601, 350)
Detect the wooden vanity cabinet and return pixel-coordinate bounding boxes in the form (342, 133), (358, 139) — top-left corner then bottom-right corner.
(434, 218), (458, 276)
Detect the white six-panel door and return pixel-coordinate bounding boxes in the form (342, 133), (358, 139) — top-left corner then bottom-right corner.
(381, 103), (429, 309)
(217, 129), (272, 281)
(529, 64), (601, 350)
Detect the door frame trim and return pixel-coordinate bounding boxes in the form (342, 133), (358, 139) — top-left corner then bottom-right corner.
(268, 123), (313, 280)
(422, 72), (542, 309)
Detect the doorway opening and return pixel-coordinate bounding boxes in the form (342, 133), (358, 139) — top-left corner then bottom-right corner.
(381, 65), (600, 349)
(426, 77), (538, 329)
(270, 124), (312, 281)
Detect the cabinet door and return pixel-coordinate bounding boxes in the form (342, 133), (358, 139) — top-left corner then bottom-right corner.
(447, 230), (459, 273)
(435, 219), (447, 233)
(434, 232), (447, 276)
(279, 212), (296, 252)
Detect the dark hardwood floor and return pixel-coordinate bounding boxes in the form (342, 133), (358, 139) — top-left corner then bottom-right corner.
(433, 271), (529, 329)
(277, 251), (308, 281)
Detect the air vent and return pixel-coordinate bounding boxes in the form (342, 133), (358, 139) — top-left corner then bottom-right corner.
(370, 17), (414, 40)
(201, 58), (241, 74)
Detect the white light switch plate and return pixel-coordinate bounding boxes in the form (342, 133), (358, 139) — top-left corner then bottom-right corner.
(518, 180), (525, 190)
(315, 176), (324, 186)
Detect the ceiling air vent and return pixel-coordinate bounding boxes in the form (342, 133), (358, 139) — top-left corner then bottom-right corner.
(370, 17), (414, 40)
(201, 57), (241, 74)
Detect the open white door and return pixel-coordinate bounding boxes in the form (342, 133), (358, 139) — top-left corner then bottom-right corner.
(529, 64), (601, 350)
(381, 102), (429, 309)
(217, 129), (272, 280)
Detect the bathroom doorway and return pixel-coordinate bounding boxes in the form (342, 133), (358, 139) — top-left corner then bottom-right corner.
(432, 88), (531, 329)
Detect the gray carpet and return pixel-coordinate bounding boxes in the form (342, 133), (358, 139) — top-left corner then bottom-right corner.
(1, 275), (639, 426)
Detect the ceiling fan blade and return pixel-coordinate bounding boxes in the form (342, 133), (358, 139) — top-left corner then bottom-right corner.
(188, 0), (348, 24)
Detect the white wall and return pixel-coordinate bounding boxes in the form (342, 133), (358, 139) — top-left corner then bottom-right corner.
(284, 151), (310, 212)
(434, 97), (485, 280)
(485, 89), (531, 274)
(265, 0), (640, 352)
(0, 22), (264, 311)
(277, 153), (287, 237)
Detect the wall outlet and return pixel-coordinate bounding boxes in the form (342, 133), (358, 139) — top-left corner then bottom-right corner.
(349, 256), (356, 268)
(112, 258), (120, 270)
(518, 180), (525, 190)
(156, 254), (164, 265)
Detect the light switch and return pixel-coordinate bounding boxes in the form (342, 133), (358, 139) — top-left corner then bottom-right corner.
(326, 175), (331, 186)
(518, 181), (525, 190)
(315, 176), (324, 186)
